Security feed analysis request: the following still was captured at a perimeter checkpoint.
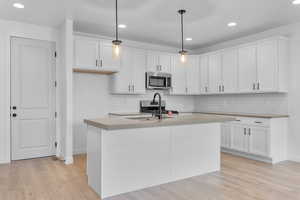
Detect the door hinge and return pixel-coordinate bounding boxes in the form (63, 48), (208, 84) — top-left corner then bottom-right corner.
(55, 112), (57, 118)
(54, 51), (57, 58)
(54, 141), (58, 148)
(54, 81), (57, 87)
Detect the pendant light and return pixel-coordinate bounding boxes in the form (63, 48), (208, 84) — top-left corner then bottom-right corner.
(178, 9), (187, 63)
(112, 0), (122, 59)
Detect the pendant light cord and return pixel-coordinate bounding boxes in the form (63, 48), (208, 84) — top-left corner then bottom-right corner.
(115, 0), (119, 41)
(181, 13), (184, 51)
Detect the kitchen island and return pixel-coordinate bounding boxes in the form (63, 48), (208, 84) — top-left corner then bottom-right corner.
(84, 114), (234, 199)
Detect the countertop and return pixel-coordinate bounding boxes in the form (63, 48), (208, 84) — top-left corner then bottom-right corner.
(84, 113), (235, 130)
(196, 112), (289, 119)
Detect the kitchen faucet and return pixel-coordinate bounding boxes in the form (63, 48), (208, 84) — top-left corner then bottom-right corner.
(152, 92), (162, 120)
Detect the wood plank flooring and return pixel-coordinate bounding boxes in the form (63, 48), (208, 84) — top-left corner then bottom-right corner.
(1, 153), (300, 200)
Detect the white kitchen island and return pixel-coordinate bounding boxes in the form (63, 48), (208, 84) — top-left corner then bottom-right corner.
(84, 114), (234, 199)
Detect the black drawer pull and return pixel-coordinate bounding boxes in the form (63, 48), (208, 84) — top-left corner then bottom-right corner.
(255, 121), (262, 124)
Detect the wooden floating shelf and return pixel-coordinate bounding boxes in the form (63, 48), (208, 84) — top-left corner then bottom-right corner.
(73, 68), (118, 75)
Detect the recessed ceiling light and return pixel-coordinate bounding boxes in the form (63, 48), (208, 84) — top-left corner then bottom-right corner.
(13, 3), (24, 9)
(186, 38), (193, 41)
(293, 0), (300, 5)
(227, 22), (237, 27)
(118, 24), (127, 28)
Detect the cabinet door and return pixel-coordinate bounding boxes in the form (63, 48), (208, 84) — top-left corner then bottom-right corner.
(159, 54), (171, 73)
(132, 49), (147, 94)
(208, 53), (222, 93)
(238, 44), (257, 92)
(100, 42), (121, 71)
(231, 125), (247, 152)
(199, 55), (209, 93)
(74, 37), (99, 69)
(248, 127), (270, 157)
(111, 46), (132, 94)
(222, 49), (238, 93)
(186, 56), (200, 95)
(257, 40), (278, 92)
(221, 124), (232, 149)
(146, 51), (159, 72)
(171, 56), (187, 94)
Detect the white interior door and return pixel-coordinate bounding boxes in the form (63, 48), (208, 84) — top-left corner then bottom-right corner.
(11, 37), (56, 160)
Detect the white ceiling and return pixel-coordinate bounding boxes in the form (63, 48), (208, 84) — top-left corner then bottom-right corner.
(1, 0), (300, 49)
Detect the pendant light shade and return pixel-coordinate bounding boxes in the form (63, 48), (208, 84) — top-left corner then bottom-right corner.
(112, 0), (122, 59)
(178, 9), (187, 63)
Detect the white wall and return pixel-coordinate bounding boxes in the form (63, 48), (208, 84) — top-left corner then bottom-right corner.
(0, 19), (61, 164)
(193, 22), (300, 162)
(73, 74), (195, 155)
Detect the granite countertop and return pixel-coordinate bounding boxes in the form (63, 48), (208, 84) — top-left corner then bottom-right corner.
(196, 112), (289, 119)
(84, 113), (235, 130)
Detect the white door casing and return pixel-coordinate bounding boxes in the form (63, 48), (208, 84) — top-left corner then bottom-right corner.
(11, 37), (56, 160)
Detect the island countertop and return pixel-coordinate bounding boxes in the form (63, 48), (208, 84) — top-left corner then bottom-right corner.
(84, 113), (235, 130)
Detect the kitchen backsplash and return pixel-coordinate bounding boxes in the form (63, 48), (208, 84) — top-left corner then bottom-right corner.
(195, 93), (288, 114)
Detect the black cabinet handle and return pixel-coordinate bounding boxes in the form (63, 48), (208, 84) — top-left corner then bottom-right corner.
(12, 113), (17, 117)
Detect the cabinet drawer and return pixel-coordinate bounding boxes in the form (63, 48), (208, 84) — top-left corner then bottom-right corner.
(231, 117), (270, 127)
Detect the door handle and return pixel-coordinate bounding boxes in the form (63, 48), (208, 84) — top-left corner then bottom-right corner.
(219, 85), (221, 92)
(257, 83), (260, 90)
(244, 128), (246, 135)
(248, 128), (251, 136)
(128, 85), (131, 92)
(100, 60), (103, 67)
(96, 59), (98, 67)
(253, 83), (256, 90)
(222, 85), (224, 92)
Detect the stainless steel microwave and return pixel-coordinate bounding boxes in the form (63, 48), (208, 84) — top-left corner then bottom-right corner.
(145, 72), (172, 90)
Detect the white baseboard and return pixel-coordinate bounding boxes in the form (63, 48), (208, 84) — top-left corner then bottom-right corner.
(64, 156), (74, 165)
(288, 155), (300, 163)
(0, 160), (10, 164)
(73, 148), (86, 155)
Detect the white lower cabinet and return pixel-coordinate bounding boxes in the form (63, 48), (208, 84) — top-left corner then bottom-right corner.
(221, 117), (287, 164)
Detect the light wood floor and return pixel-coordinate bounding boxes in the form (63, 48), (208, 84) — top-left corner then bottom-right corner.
(1, 153), (300, 200)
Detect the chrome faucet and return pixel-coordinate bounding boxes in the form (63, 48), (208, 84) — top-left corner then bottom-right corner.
(152, 92), (162, 120)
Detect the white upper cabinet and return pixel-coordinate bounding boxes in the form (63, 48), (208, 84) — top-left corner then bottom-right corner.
(199, 55), (209, 94)
(100, 42), (121, 71)
(256, 39), (278, 92)
(208, 52), (222, 93)
(186, 56), (200, 95)
(237, 37), (288, 93)
(132, 49), (147, 94)
(74, 37), (99, 69)
(171, 55), (200, 95)
(74, 36), (120, 72)
(221, 49), (238, 93)
(111, 47), (146, 94)
(147, 51), (171, 73)
(171, 55), (187, 95)
(238, 44), (257, 93)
